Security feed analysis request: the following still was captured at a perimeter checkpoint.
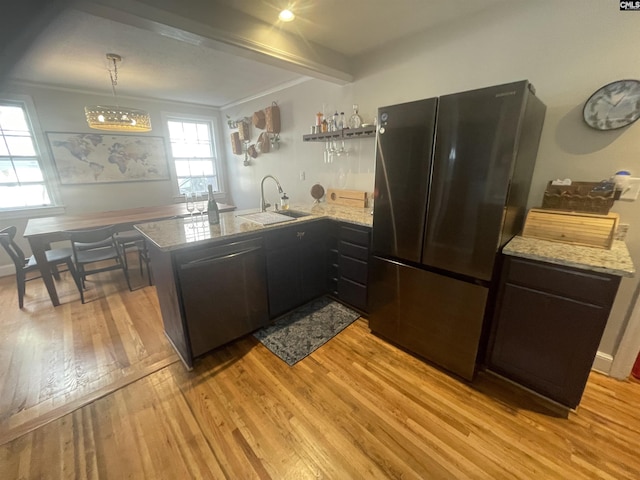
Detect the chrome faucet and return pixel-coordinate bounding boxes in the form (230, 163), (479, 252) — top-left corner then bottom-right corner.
(260, 175), (284, 211)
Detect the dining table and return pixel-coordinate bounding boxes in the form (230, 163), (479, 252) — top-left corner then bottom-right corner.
(23, 202), (235, 306)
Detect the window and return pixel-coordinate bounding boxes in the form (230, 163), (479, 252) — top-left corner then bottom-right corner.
(167, 118), (220, 195)
(0, 102), (53, 210)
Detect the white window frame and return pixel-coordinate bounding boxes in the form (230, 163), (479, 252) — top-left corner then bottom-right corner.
(161, 111), (226, 202)
(0, 94), (64, 219)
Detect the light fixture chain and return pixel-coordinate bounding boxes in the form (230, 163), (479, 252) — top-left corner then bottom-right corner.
(108, 55), (119, 104)
(85, 52), (152, 132)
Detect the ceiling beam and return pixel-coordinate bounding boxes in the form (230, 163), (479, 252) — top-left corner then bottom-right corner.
(76, 0), (354, 85)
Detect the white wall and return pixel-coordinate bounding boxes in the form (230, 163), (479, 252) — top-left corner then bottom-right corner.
(0, 82), (228, 267)
(221, 80), (375, 210)
(223, 0), (640, 365)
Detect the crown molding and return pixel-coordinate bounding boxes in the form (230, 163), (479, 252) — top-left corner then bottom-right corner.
(6, 77), (314, 111)
(220, 77), (311, 110)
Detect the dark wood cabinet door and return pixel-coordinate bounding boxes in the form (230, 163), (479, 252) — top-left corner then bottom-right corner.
(300, 237), (327, 303)
(488, 256), (620, 408)
(265, 220), (329, 318)
(491, 283), (610, 407)
(266, 246), (301, 318)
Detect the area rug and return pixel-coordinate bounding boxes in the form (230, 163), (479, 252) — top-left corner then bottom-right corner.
(253, 297), (360, 366)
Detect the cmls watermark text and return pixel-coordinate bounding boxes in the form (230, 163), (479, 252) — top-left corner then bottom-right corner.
(620, 1), (640, 10)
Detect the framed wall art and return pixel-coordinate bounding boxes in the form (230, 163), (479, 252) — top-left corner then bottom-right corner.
(47, 132), (170, 185)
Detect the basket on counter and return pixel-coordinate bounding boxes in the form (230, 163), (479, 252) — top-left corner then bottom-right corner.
(541, 181), (615, 214)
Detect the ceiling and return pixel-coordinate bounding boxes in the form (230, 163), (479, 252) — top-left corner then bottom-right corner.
(8, 0), (508, 108)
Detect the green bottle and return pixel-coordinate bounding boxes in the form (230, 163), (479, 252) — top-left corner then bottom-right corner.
(207, 184), (220, 225)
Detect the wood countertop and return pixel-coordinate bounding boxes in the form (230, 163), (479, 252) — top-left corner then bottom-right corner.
(24, 202), (235, 237)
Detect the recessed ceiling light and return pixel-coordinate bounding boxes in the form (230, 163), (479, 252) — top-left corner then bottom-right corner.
(279, 9), (295, 22)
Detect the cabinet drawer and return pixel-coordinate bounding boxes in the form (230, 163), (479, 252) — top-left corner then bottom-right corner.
(339, 240), (369, 261)
(339, 224), (370, 247)
(338, 277), (368, 312)
(339, 255), (368, 284)
(506, 257), (620, 307)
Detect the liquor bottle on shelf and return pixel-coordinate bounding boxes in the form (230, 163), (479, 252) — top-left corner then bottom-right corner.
(339, 112), (346, 129)
(207, 184), (220, 225)
(348, 104), (362, 129)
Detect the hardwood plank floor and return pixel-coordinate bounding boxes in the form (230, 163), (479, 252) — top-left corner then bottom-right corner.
(0, 267), (178, 445)
(1, 292), (639, 480)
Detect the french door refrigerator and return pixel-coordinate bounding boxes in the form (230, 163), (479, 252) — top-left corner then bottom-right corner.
(369, 80), (546, 381)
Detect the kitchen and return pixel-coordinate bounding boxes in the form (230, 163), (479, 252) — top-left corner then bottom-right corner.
(1, 0), (640, 477)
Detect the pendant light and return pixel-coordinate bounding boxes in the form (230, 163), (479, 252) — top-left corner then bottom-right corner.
(84, 53), (152, 132)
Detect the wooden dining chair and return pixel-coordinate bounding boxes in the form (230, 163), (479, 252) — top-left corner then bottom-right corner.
(0, 226), (80, 308)
(114, 230), (152, 286)
(69, 226), (132, 303)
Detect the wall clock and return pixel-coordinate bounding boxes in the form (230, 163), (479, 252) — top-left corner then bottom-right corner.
(583, 79), (640, 130)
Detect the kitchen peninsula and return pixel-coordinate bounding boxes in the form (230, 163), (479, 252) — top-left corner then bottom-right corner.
(135, 204), (372, 368)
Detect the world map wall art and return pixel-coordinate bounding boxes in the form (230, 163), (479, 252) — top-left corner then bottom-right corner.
(47, 132), (170, 185)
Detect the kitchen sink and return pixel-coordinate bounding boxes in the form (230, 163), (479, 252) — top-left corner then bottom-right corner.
(277, 210), (311, 218)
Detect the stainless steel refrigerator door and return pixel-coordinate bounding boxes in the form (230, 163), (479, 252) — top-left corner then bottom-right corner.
(422, 81), (528, 281)
(372, 98), (437, 263)
(369, 256), (489, 381)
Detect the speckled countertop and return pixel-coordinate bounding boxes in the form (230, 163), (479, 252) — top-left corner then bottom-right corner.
(503, 236), (635, 277)
(135, 203), (373, 252)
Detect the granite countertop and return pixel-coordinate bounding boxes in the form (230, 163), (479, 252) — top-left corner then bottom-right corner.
(135, 203), (373, 252)
(503, 236), (635, 277)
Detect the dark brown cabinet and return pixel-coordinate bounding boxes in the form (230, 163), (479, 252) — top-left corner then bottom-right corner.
(487, 256), (621, 408)
(327, 222), (371, 312)
(148, 217), (372, 369)
(265, 220), (328, 318)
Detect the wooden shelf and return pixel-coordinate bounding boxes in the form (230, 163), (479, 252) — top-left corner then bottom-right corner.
(303, 125), (376, 142)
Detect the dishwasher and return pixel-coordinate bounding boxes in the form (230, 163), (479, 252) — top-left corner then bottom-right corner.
(176, 237), (269, 358)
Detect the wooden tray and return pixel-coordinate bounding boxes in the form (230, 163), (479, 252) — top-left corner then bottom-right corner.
(326, 189), (367, 208)
(522, 208), (619, 249)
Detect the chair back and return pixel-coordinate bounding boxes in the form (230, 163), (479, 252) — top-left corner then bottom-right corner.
(68, 225), (116, 245)
(0, 226), (27, 270)
(69, 226), (117, 259)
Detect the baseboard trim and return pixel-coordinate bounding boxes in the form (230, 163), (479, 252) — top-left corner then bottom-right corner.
(592, 351), (613, 375)
(0, 264), (15, 278)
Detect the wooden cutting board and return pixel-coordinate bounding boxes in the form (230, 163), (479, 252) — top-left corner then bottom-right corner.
(522, 208), (619, 249)
(326, 189), (367, 208)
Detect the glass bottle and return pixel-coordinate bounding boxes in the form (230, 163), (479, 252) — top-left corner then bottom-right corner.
(339, 112), (346, 129)
(207, 184), (220, 225)
(348, 104), (362, 129)
(332, 111), (339, 130)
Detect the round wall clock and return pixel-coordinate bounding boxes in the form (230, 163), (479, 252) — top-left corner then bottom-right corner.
(583, 79), (640, 130)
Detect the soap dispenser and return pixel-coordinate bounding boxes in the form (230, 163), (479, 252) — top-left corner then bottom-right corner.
(280, 193), (290, 210)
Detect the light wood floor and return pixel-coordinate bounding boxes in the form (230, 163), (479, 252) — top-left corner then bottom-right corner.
(1, 270), (640, 478)
(0, 266), (178, 445)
